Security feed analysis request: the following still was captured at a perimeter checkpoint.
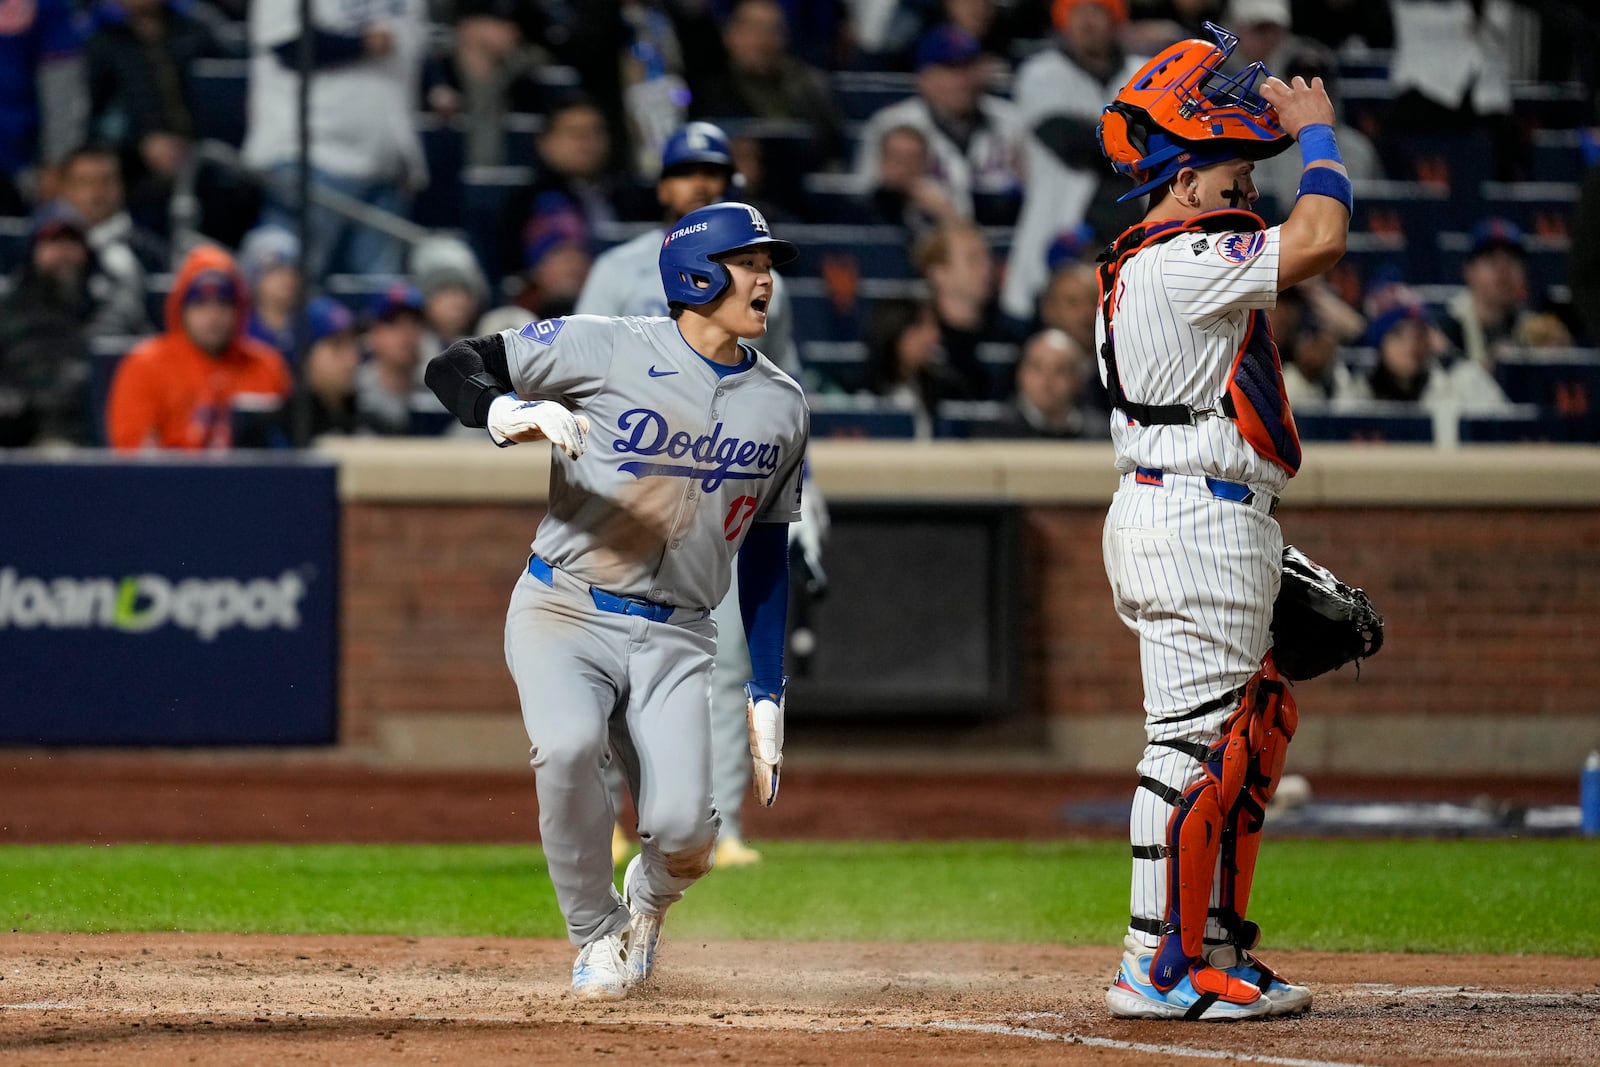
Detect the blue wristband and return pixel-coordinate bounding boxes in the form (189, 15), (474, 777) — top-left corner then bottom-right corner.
(1296, 165), (1353, 214)
(1297, 123), (1343, 167)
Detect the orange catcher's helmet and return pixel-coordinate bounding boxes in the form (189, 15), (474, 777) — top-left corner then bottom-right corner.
(1097, 22), (1291, 202)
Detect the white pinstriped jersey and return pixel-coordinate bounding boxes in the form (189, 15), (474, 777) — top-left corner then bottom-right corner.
(1096, 225), (1291, 496)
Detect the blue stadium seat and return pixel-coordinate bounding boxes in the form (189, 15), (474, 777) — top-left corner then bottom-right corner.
(1328, 232), (1410, 302)
(1492, 348), (1600, 437)
(1476, 181), (1579, 239)
(1295, 403), (1434, 443)
(975, 341), (1019, 399)
(1336, 77), (1391, 144)
(785, 276), (923, 346)
(1334, 49), (1392, 82)
(786, 290), (863, 345)
(785, 223), (913, 279)
(407, 396), (456, 436)
(1350, 180), (1451, 279)
(413, 118), (464, 229)
(807, 394), (916, 438)
(934, 399), (1012, 438)
(1435, 231), (1569, 295)
(502, 113), (541, 168)
(459, 165), (534, 280)
(832, 71), (916, 122)
(324, 273), (410, 316)
(1511, 81), (1590, 132)
(800, 340), (870, 393)
(0, 216), (28, 276)
(144, 276), (173, 326)
(1457, 408), (1593, 443)
(190, 58), (249, 147)
(1530, 129), (1587, 183)
(797, 173), (876, 226)
(88, 337), (139, 447)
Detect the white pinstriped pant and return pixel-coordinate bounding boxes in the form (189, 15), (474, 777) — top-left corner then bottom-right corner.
(1102, 471), (1283, 948)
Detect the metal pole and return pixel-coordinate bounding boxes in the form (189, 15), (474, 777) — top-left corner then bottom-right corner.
(291, 0), (315, 447)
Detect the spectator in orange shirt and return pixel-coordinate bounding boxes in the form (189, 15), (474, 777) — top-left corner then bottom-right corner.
(105, 244), (292, 450)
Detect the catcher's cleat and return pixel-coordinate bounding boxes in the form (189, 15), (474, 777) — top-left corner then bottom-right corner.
(621, 854), (663, 986)
(1106, 938), (1272, 1021)
(713, 835), (762, 867)
(611, 821), (632, 866)
(571, 933), (628, 1001)
(1206, 944), (1312, 1016)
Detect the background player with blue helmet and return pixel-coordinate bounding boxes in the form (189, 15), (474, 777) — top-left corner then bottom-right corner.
(424, 201), (808, 1000)
(577, 121), (800, 378)
(1091, 23), (1350, 1021)
(577, 120), (827, 868)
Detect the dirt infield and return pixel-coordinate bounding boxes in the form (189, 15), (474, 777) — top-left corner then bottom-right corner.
(4, 934), (1597, 1066)
(1, 754), (1591, 1064)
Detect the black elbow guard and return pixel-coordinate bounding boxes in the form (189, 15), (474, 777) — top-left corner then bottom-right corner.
(425, 333), (512, 428)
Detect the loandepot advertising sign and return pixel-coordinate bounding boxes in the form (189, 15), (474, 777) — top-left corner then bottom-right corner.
(0, 568), (310, 642)
(0, 458), (338, 745)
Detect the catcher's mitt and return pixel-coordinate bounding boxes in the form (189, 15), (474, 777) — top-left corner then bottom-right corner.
(1271, 545), (1385, 681)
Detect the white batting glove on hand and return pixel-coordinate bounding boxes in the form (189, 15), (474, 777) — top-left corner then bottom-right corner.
(486, 395), (590, 457)
(744, 680), (785, 807)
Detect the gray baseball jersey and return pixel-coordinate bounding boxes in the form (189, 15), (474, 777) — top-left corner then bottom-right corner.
(504, 314), (808, 610)
(574, 228), (801, 378)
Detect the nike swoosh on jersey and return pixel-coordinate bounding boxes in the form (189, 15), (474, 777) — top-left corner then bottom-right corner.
(647, 366), (678, 377)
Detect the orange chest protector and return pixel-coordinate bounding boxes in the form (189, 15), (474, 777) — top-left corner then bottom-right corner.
(1095, 209), (1302, 476)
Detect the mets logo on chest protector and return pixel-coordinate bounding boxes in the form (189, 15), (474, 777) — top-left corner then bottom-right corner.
(1216, 231), (1267, 264)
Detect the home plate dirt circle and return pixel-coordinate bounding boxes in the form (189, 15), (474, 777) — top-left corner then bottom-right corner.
(3, 934), (1596, 1065)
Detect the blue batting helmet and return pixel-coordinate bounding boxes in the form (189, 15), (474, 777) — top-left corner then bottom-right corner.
(659, 202), (798, 308)
(660, 121), (737, 179)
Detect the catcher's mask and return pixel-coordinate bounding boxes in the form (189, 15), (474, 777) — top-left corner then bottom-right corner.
(1097, 21), (1291, 203)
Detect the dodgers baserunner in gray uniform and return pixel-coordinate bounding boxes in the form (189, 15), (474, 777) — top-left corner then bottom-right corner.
(576, 120), (826, 868)
(424, 202), (806, 1000)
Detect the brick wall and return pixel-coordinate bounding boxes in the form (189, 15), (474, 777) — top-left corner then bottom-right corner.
(1024, 506), (1600, 722)
(342, 502), (1600, 743)
(342, 502), (546, 742)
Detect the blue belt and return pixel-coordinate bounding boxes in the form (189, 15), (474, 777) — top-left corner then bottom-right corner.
(527, 555), (680, 623)
(1133, 467), (1279, 515)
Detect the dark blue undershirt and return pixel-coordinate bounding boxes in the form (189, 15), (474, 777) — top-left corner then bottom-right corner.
(737, 520), (789, 695)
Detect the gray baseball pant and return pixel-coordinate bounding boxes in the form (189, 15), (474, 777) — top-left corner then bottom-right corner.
(505, 564), (720, 946)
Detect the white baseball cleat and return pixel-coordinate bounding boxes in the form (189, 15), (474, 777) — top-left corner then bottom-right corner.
(621, 854), (663, 986)
(1105, 938), (1273, 1021)
(1205, 944), (1313, 1016)
(571, 933), (628, 1001)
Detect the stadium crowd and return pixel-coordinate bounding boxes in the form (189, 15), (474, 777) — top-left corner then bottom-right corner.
(1, 0), (1598, 449)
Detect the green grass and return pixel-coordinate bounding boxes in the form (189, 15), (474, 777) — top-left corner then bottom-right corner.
(1, 840), (1595, 955)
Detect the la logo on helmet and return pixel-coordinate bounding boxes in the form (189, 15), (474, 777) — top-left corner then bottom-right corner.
(744, 206), (769, 234)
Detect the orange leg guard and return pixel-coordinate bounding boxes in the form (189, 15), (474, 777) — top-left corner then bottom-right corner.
(1147, 654), (1298, 991)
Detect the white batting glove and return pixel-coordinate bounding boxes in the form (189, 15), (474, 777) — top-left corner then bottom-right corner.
(486, 395), (590, 457)
(744, 680), (785, 807)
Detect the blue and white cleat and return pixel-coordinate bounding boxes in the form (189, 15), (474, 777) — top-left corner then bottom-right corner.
(1206, 944), (1312, 1016)
(1105, 937), (1273, 1021)
(571, 932), (627, 1001)
(621, 854), (663, 987)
